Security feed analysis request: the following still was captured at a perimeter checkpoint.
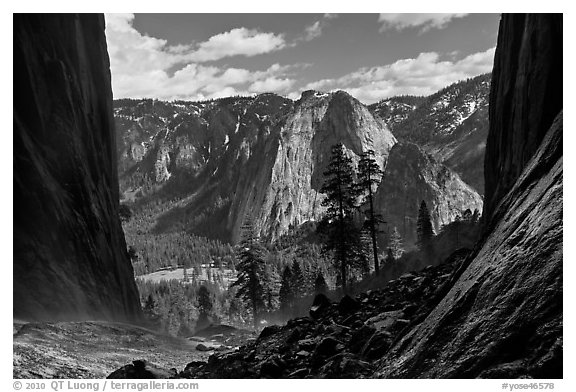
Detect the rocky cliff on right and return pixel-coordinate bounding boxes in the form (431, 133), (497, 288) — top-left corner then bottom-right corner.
(377, 14), (563, 378)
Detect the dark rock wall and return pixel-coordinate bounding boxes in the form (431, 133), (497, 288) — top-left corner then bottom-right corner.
(484, 14), (562, 222)
(377, 14), (563, 378)
(14, 14), (141, 321)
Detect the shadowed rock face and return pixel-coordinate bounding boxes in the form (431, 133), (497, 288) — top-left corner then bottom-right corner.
(376, 14), (563, 378)
(484, 14), (562, 221)
(13, 14), (141, 321)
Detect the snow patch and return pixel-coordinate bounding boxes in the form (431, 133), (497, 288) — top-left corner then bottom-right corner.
(234, 115), (240, 134)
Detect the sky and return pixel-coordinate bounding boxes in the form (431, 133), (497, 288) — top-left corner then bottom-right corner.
(104, 13), (500, 104)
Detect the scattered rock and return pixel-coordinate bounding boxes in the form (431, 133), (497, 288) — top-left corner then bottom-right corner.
(314, 337), (342, 358)
(195, 343), (212, 352)
(107, 360), (175, 379)
(348, 326), (376, 354)
(366, 310), (404, 332)
(180, 361), (206, 378)
(259, 325), (283, 340)
(166, 250), (470, 378)
(287, 368), (309, 378)
(259, 355), (284, 378)
(361, 331), (392, 360)
(337, 295), (360, 315)
(310, 294), (331, 319)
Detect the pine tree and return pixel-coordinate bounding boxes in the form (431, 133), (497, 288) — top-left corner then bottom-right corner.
(319, 143), (362, 292)
(357, 149), (385, 275)
(389, 226), (404, 260)
(143, 294), (156, 318)
(385, 247), (395, 265)
(290, 260), (305, 299)
(263, 263), (280, 312)
(416, 200), (435, 252)
(231, 218), (267, 329)
(358, 229), (372, 277)
(314, 271), (328, 294)
(196, 285), (213, 319)
(278, 265), (294, 313)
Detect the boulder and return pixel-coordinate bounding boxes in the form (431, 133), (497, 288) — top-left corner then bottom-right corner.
(180, 361), (206, 378)
(314, 337), (342, 358)
(310, 293), (332, 319)
(258, 325), (282, 340)
(107, 360), (176, 379)
(337, 295), (360, 315)
(195, 343), (212, 352)
(259, 355), (285, 378)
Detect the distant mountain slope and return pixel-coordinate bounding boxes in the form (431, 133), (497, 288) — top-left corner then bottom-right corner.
(370, 73), (490, 193)
(115, 88), (484, 246)
(115, 91), (397, 243)
(368, 95), (426, 131)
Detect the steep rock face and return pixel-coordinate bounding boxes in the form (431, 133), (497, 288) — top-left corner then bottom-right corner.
(376, 14), (562, 378)
(484, 15), (562, 220)
(248, 91), (396, 242)
(14, 14), (141, 321)
(115, 91), (396, 243)
(378, 113), (562, 378)
(373, 143), (483, 245)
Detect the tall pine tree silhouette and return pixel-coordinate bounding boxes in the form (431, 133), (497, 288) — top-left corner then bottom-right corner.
(231, 218), (267, 328)
(416, 200), (435, 253)
(319, 143), (361, 292)
(357, 149), (385, 275)
(279, 265), (294, 314)
(290, 260), (305, 299)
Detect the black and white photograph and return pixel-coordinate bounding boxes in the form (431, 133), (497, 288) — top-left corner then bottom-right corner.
(11, 4), (565, 384)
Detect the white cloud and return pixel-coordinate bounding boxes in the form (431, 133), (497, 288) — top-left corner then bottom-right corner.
(188, 28), (286, 62)
(105, 14), (294, 100)
(299, 48), (495, 104)
(378, 13), (468, 32)
(297, 13), (339, 43)
(248, 77), (295, 93)
(304, 21), (323, 41)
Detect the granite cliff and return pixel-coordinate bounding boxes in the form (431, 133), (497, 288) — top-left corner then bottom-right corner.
(116, 90), (483, 245)
(376, 13), (563, 378)
(14, 14), (141, 321)
(374, 142), (483, 245)
(116, 90), (398, 243)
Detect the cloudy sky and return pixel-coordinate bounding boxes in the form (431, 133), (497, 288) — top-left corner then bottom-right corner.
(105, 13), (500, 104)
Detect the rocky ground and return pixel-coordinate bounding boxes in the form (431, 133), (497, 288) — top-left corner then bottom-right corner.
(13, 321), (212, 378)
(107, 249), (470, 379)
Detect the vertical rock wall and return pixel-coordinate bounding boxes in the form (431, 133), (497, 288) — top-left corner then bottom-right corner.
(14, 14), (141, 321)
(377, 13), (563, 378)
(483, 14), (562, 222)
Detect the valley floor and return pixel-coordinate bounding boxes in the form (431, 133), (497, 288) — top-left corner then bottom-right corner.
(13, 321), (211, 378)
